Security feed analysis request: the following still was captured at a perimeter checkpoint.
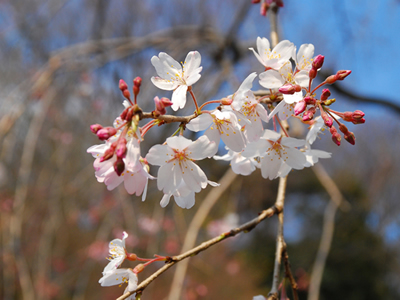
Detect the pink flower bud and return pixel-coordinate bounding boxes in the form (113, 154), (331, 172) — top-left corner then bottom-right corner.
(330, 127), (341, 146)
(133, 77), (142, 88)
(97, 127), (117, 140)
(133, 85), (140, 96)
(304, 96), (316, 105)
(309, 68), (317, 80)
(279, 84), (296, 95)
(275, 0), (284, 6)
(338, 123), (349, 134)
(322, 113), (333, 128)
(90, 124), (103, 134)
(127, 253), (137, 261)
(260, 2), (268, 16)
(320, 89), (331, 101)
(335, 70), (351, 81)
(125, 108), (134, 121)
(252, 0), (261, 3)
(116, 138), (127, 159)
(114, 157), (125, 176)
(352, 118), (365, 125)
(294, 100), (306, 115)
(343, 111), (353, 122)
(312, 55), (324, 70)
(154, 96), (173, 115)
(100, 142), (117, 162)
(133, 264), (145, 274)
(344, 131), (356, 145)
(303, 107), (316, 121)
(352, 110), (365, 120)
(119, 79), (128, 91)
(120, 107), (130, 120)
(325, 75), (337, 84)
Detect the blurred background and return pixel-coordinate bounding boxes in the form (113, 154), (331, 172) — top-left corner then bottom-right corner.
(1, 0), (400, 299)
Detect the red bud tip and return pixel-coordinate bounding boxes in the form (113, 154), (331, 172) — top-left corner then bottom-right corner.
(100, 143), (117, 162)
(352, 118), (365, 125)
(352, 110), (365, 120)
(302, 107), (316, 121)
(133, 77), (142, 87)
(309, 68), (317, 80)
(294, 100), (306, 115)
(275, 0), (284, 6)
(304, 96), (316, 105)
(154, 96), (173, 115)
(279, 84), (296, 95)
(252, 0), (261, 3)
(260, 3), (268, 16)
(344, 131), (356, 145)
(97, 127), (117, 140)
(119, 79), (128, 91)
(114, 157), (125, 176)
(312, 55), (325, 70)
(336, 70), (351, 81)
(329, 126), (341, 146)
(90, 124), (103, 134)
(322, 114), (333, 128)
(133, 263), (145, 274)
(320, 89), (331, 101)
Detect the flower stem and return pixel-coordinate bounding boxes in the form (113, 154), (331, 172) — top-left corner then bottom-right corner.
(311, 81), (327, 95)
(275, 116), (289, 137)
(189, 88), (200, 114)
(199, 100), (222, 111)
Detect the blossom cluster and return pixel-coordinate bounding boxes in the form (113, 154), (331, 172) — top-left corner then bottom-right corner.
(88, 37), (365, 209)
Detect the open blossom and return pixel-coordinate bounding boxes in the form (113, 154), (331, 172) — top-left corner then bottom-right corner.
(186, 110), (246, 154)
(293, 43), (315, 72)
(249, 37), (294, 70)
(146, 135), (218, 207)
(214, 147), (258, 176)
(99, 268), (138, 299)
(151, 51), (202, 111)
(103, 231), (128, 274)
(230, 73), (269, 142)
(242, 129), (307, 180)
(304, 142), (332, 167)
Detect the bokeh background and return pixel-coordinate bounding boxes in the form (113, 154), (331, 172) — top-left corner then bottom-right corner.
(1, 0), (400, 299)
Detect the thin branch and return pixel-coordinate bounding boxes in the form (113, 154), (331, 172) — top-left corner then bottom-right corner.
(282, 245), (299, 300)
(116, 201), (282, 300)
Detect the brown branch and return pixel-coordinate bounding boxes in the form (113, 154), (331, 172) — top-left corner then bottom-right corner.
(116, 202), (282, 300)
(282, 245), (299, 300)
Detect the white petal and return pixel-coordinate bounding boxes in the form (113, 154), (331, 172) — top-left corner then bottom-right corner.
(259, 70), (285, 89)
(157, 163), (182, 194)
(262, 129), (281, 141)
(281, 137), (305, 148)
(171, 85), (188, 111)
(284, 147), (307, 170)
(174, 192), (195, 209)
(237, 72), (257, 94)
(241, 139), (269, 158)
(151, 76), (177, 91)
(105, 172), (124, 190)
(257, 37), (271, 64)
(186, 113), (213, 132)
(159, 52), (181, 73)
(127, 271), (138, 292)
(256, 103), (269, 123)
(160, 193), (172, 207)
(146, 144), (174, 166)
(296, 44), (314, 70)
(185, 72), (201, 87)
(187, 135), (217, 160)
(294, 70), (310, 88)
(181, 160), (208, 193)
(183, 51), (201, 75)
(99, 269), (132, 287)
(260, 155), (282, 180)
(166, 136), (192, 151)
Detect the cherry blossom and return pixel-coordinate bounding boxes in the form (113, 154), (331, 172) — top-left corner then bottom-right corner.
(103, 231), (128, 274)
(186, 110), (246, 154)
(293, 43), (315, 72)
(214, 148), (258, 176)
(242, 130), (307, 180)
(146, 135), (216, 197)
(304, 143), (332, 167)
(151, 51), (202, 111)
(249, 37), (294, 70)
(99, 268), (138, 299)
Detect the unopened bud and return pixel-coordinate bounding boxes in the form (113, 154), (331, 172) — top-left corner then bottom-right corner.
(335, 70), (351, 81)
(125, 108), (134, 121)
(97, 127), (117, 140)
(113, 157), (125, 176)
(154, 96), (173, 115)
(100, 142), (117, 162)
(275, 0), (284, 7)
(325, 75), (337, 84)
(338, 123), (349, 134)
(127, 253), (137, 261)
(320, 89), (331, 101)
(252, 0), (261, 3)
(321, 113), (333, 128)
(302, 107), (316, 121)
(309, 68), (317, 80)
(133, 264), (145, 274)
(352, 118), (365, 125)
(352, 110), (365, 120)
(294, 100), (306, 115)
(343, 111), (353, 122)
(312, 55), (325, 70)
(344, 131), (356, 145)
(133, 77), (142, 88)
(221, 97), (233, 105)
(279, 84), (296, 95)
(330, 126), (341, 146)
(260, 2), (268, 16)
(90, 124), (103, 134)
(304, 96), (316, 105)
(120, 107), (129, 120)
(133, 86), (139, 96)
(119, 79), (128, 91)
(116, 138), (127, 159)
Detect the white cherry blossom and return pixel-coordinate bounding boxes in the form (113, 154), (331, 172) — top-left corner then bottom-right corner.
(103, 231), (128, 274)
(242, 130), (307, 180)
(99, 268), (138, 298)
(249, 37), (294, 70)
(186, 110), (246, 154)
(304, 142), (332, 167)
(151, 51), (202, 111)
(146, 135), (216, 196)
(214, 147), (258, 176)
(293, 43), (315, 71)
